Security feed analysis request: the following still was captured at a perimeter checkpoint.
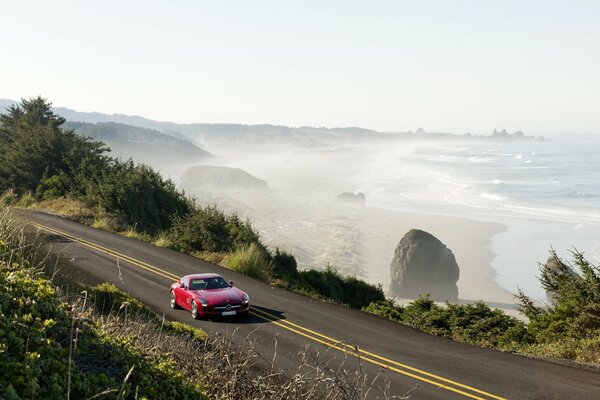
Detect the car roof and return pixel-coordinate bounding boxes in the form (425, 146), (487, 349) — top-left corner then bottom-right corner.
(183, 273), (223, 281)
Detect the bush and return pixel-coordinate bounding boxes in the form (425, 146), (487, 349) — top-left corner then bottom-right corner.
(36, 175), (68, 200)
(169, 205), (262, 253)
(272, 248), (298, 277)
(83, 161), (191, 235)
(363, 295), (531, 349)
(293, 265), (385, 309)
(226, 243), (272, 282)
(516, 250), (600, 363)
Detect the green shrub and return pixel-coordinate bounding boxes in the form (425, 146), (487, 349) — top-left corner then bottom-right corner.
(272, 248), (298, 277)
(227, 243), (272, 282)
(169, 205), (262, 253)
(82, 161), (192, 235)
(516, 250), (600, 363)
(295, 265), (385, 309)
(363, 295), (531, 349)
(36, 175), (68, 200)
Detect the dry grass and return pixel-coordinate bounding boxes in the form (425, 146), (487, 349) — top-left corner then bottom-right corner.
(17, 191), (36, 208)
(35, 197), (104, 222)
(153, 234), (173, 248)
(192, 250), (229, 265)
(120, 228), (152, 242)
(0, 189), (18, 207)
(92, 216), (120, 231)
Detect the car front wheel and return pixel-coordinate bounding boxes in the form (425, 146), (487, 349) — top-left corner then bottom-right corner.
(191, 300), (199, 319)
(170, 291), (180, 309)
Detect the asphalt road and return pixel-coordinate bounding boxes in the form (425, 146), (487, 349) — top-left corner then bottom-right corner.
(26, 211), (600, 400)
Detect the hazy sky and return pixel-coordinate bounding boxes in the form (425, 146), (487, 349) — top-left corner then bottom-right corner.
(2, 1), (599, 134)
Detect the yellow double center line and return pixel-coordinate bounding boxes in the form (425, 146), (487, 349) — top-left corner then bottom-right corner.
(29, 220), (506, 400)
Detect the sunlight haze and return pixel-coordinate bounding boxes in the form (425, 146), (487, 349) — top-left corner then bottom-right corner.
(2, 0), (600, 135)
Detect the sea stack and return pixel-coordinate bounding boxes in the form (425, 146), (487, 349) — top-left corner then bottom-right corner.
(390, 229), (459, 301)
(335, 192), (366, 206)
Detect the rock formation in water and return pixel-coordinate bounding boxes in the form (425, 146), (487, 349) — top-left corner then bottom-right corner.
(335, 192), (366, 205)
(181, 165), (268, 191)
(390, 229), (459, 301)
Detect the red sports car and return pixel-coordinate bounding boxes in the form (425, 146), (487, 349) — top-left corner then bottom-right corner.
(170, 273), (250, 319)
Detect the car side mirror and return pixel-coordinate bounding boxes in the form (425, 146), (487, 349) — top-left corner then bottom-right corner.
(229, 280), (235, 287)
(179, 282), (185, 289)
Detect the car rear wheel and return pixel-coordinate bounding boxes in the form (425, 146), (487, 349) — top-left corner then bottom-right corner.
(170, 291), (180, 309)
(191, 300), (199, 319)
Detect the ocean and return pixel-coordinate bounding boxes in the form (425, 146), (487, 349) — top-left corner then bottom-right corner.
(352, 136), (600, 299)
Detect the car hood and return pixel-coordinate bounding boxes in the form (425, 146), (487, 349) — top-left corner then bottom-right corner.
(193, 287), (244, 304)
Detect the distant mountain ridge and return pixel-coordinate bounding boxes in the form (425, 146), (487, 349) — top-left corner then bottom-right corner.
(63, 121), (211, 164)
(0, 98), (543, 144)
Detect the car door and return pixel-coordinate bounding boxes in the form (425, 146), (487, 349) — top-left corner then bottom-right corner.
(176, 277), (192, 310)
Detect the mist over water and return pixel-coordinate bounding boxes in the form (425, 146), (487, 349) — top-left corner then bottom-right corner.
(349, 137), (600, 299)
(160, 135), (600, 302)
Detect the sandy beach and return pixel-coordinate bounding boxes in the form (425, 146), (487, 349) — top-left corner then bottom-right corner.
(187, 185), (514, 304)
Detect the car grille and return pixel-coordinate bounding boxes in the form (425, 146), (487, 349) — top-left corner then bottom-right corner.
(214, 303), (242, 310)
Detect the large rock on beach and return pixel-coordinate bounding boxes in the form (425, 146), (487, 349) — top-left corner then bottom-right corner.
(390, 229), (459, 301)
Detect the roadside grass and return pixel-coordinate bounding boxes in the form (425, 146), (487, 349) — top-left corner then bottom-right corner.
(0, 189), (17, 206)
(192, 250), (228, 265)
(521, 337), (600, 364)
(121, 227), (153, 242)
(35, 196), (108, 223)
(224, 242), (272, 282)
(17, 190), (36, 207)
(153, 233), (173, 248)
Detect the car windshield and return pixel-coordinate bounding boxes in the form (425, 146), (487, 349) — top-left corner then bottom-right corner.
(188, 277), (229, 290)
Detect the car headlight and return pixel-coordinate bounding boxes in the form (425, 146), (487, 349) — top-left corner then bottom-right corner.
(199, 297), (209, 307)
(242, 293), (249, 303)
